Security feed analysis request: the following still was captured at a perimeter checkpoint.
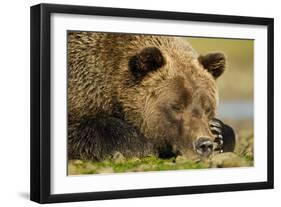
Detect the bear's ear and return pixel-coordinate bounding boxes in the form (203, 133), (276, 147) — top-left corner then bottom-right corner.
(198, 53), (226, 79)
(129, 47), (165, 79)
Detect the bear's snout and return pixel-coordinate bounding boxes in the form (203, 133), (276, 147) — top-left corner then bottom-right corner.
(194, 137), (213, 157)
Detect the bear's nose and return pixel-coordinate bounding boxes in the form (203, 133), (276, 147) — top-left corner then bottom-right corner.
(195, 137), (213, 157)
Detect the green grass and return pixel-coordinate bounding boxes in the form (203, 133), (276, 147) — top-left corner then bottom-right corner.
(68, 130), (253, 175)
(68, 153), (252, 175)
(68, 156), (209, 175)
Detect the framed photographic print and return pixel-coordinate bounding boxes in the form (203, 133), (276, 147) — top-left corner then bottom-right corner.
(30, 3), (274, 203)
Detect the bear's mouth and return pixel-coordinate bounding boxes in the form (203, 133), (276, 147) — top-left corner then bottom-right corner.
(157, 142), (181, 159)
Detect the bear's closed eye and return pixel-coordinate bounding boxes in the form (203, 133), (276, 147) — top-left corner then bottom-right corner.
(171, 104), (184, 112)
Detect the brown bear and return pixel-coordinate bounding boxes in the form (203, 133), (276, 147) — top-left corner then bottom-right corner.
(67, 32), (235, 161)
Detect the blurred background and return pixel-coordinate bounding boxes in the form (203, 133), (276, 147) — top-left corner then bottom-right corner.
(187, 37), (254, 160)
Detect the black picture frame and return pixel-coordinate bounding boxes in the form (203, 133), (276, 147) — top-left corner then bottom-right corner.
(30, 3), (274, 204)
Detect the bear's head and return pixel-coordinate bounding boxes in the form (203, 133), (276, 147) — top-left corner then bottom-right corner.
(121, 41), (226, 158)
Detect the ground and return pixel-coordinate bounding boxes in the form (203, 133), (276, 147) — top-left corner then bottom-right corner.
(68, 126), (253, 175)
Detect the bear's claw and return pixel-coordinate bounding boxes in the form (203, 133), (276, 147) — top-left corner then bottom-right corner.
(209, 118), (224, 153)
(209, 118), (236, 153)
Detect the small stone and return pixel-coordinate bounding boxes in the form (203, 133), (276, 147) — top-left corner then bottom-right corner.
(175, 155), (188, 163)
(130, 157), (141, 162)
(112, 151), (125, 163)
(85, 162), (97, 172)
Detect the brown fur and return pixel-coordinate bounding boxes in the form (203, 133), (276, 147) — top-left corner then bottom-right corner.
(67, 32), (226, 159)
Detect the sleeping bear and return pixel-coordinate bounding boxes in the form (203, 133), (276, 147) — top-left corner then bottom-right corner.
(67, 32), (235, 160)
